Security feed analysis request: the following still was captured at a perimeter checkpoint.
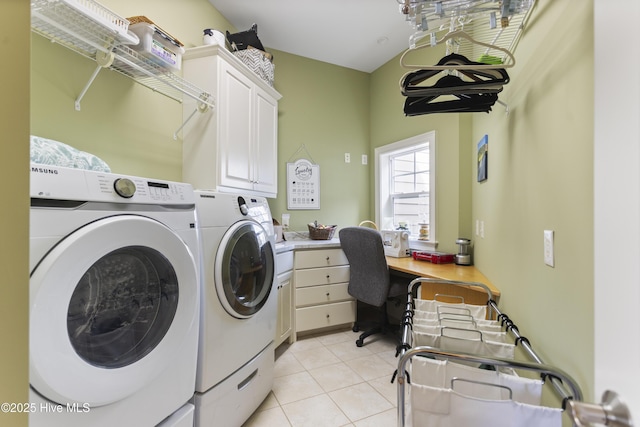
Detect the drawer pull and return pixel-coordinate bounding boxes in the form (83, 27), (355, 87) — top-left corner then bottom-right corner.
(326, 314), (330, 319)
(326, 292), (330, 298)
(326, 256), (330, 263)
(326, 275), (330, 280)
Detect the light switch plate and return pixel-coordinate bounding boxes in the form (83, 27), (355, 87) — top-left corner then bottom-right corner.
(544, 230), (554, 267)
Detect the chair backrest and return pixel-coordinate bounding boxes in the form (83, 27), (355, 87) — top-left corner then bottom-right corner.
(339, 227), (390, 307)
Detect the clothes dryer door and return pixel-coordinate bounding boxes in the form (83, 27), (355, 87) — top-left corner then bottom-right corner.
(30, 215), (198, 407)
(215, 220), (275, 318)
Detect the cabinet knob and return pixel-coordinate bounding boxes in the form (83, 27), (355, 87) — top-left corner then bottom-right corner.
(326, 314), (330, 319)
(326, 256), (330, 263)
(326, 292), (330, 297)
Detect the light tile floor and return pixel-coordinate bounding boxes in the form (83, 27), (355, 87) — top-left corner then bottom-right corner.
(242, 328), (401, 427)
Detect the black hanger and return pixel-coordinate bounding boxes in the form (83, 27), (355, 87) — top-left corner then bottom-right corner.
(404, 92), (499, 116)
(400, 53), (509, 115)
(401, 54), (510, 97)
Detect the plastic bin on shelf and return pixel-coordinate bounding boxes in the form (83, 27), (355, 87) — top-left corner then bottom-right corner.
(128, 20), (184, 71)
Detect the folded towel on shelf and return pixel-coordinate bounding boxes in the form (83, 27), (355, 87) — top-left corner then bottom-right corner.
(30, 135), (111, 172)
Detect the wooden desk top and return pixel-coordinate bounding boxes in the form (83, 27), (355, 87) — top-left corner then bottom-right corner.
(386, 256), (500, 298)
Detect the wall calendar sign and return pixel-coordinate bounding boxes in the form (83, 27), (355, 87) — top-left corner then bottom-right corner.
(287, 158), (320, 210)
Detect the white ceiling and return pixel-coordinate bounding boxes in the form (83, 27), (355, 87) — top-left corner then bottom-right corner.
(207, 0), (416, 73)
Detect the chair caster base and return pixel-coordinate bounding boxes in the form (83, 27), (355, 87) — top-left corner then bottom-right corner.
(356, 339), (364, 347)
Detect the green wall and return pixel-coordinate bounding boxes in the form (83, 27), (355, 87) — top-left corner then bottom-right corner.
(267, 50), (371, 230)
(369, 44), (473, 254)
(370, 0), (595, 408)
(471, 0), (595, 402)
(31, 0), (235, 182)
(1, 1), (29, 426)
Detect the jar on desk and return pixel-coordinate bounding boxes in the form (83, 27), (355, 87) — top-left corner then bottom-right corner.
(418, 223), (429, 240)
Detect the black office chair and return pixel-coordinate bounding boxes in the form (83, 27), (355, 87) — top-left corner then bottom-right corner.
(339, 226), (407, 347)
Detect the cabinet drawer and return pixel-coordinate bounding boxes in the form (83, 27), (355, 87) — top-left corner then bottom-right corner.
(295, 301), (356, 332)
(296, 283), (352, 307)
(295, 265), (350, 288)
(294, 248), (349, 269)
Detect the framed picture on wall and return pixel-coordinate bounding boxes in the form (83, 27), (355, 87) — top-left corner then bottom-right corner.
(287, 158), (320, 209)
(477, 135), (488, 182)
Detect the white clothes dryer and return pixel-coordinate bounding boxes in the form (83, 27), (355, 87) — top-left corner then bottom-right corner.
(193, 191), (277, 427)
(29, 164), (200, 427)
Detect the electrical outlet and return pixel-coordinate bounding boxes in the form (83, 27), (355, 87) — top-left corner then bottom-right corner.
(362, 154), (368, 165)
(475, 220), (480, 236)
(544, 230), (554, 267)
(345, 153), (351, 163)
(480, 221), (485, 238)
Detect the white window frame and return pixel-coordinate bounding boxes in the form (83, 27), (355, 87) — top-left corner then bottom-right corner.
(375, 131), (437, 251)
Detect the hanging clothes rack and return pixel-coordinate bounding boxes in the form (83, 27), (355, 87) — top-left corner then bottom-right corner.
(398, 0), (536, 65)
(396, 277), (634, 427)
(396, 1), (536, 115)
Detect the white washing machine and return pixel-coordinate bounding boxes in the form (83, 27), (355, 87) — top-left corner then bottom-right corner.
(29, 164), (200, 427)
(193, 191), (277, 427)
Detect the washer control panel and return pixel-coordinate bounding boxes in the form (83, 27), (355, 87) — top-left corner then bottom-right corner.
(30, 164), (195, 205)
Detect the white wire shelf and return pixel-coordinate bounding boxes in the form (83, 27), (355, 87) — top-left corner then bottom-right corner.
(398, 0), (535, 65)
(31, 0), (214, 112)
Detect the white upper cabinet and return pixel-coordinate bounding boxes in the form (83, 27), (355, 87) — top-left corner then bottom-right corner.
(182, 45), (281, 197)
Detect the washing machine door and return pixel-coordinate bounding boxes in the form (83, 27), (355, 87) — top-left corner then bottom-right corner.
(30, 215), (198, 407)
(215, 220), (275, 319)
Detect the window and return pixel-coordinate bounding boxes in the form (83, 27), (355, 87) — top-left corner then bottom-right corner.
(375, 131), (436, 249)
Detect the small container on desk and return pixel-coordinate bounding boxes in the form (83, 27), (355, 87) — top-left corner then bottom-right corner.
(412, 251), (455, 264)
(307, 224), (336, 240)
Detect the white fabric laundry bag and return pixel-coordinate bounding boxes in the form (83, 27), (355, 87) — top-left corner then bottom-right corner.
(412, 331), (516, 360)
(415, 299), (488, 320)
(414, 324), (509, 343)
(410, 357), (543, 405)
(414, 316), (504, 332)
(410, 383), (562, 427)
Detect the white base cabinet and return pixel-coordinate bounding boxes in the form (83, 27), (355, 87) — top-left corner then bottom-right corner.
(182, 45), (281, 198)
(294, 248), (355, 339)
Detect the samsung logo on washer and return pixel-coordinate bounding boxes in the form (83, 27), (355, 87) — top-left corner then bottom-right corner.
(31, 166), (59, 174)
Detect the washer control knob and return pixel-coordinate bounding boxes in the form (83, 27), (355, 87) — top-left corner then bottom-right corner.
(113, 178), (136, 198)
(237, 196), (249, 215)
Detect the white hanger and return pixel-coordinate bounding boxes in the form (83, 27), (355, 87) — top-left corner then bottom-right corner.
(399, 29), (516, 71)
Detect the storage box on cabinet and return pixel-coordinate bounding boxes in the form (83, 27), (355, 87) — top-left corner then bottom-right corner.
(293, 248), (355, 337)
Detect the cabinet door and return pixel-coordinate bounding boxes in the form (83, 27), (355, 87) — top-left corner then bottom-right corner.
(253, 87), (278, 195)
(218, 61), (253, 191)
(276, 271), (292, 346)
